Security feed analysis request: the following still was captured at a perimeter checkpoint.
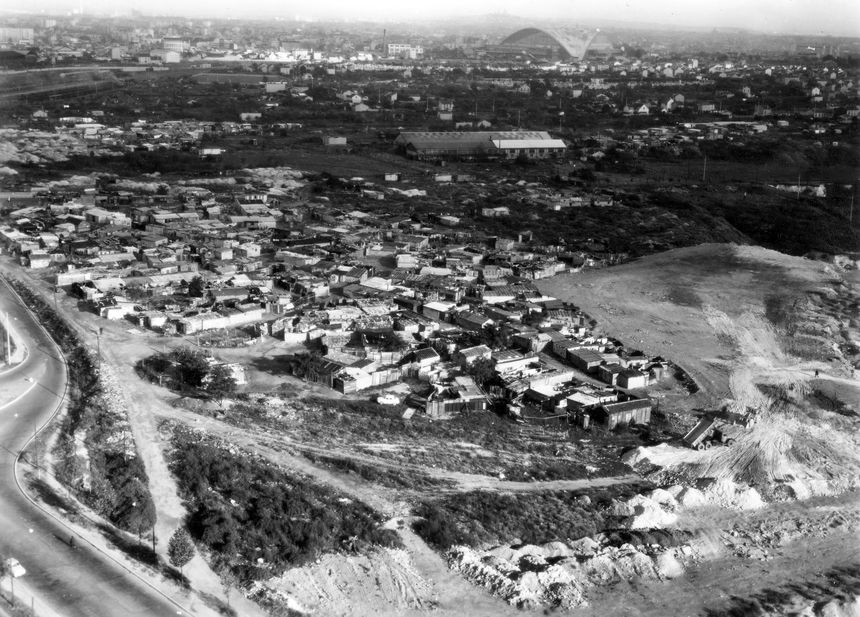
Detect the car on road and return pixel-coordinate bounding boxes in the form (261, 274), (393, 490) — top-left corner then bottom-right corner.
(4, 558), (26, 578)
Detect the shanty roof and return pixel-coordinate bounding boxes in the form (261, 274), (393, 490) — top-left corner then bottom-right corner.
(602, 399), (653, 414)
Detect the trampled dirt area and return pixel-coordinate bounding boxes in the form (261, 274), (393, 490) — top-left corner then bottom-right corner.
(539, 243), (860, 493)
(537, 243), (855, 407)
(534, 243), (860, 614)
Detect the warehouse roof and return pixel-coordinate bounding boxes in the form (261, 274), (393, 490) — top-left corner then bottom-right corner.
(396, 131), (557, 152)
(492, 139), (567, 150)
(397, 130), (552, 142)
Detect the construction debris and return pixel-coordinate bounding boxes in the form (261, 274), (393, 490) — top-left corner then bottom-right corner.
(446, 538), (698, 609)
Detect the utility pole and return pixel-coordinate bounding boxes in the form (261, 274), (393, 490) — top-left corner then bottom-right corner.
(850, 193), (855, 228)
(4, 311), (9, 364)
(33, 420), (40, 479)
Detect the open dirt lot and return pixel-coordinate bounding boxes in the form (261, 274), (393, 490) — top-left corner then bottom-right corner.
(535, 243), (860, 614)
(539, 243), (860, 492)
(537, 243), (855, 406)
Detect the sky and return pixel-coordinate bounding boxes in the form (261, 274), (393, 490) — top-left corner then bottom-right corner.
(5, 0), (860, 36)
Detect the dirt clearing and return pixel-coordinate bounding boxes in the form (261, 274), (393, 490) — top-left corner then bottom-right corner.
(536, 243), (854, 406)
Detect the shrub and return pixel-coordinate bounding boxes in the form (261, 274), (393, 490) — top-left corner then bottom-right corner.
(413, 504), (470, 549)
(170, 430), (401, 582)
(9, 279), (156, 535)
(414, 483), (649, 549)
(168, 528), (196, 575)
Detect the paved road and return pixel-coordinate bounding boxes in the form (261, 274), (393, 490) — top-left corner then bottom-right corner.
(0, 278), (184, 617)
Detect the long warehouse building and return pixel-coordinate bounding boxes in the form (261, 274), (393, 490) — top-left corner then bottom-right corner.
(395, 131), (566, 161)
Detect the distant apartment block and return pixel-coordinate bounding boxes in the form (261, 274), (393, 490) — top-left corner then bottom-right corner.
(387, 43), (423, 59)
(161, 37), (190, 53)
(0, 27), (34, 45)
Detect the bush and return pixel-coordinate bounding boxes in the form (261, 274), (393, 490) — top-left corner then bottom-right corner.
(9, 279), (156, 535)
(413, 504), (470, 549)
(170, 430), (401, 582)
(414, 483), (649, 549)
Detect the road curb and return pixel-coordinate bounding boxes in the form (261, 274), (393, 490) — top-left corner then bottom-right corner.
(1, 274), (198, 617)
(0, 317), (29, 377)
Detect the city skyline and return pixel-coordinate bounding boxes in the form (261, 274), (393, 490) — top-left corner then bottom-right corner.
(2, 0), (860, 37)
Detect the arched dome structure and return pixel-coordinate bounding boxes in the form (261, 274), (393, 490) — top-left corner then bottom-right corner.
(496, 27), (613, 61)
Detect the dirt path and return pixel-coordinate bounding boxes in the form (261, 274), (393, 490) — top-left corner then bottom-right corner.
(163, 404), (640, 495)
(435, 469), (643, 492)
(164, 406), (407, 516)
(0, 262), (265, 617)
(395, 525), (523, 617)
(101, 347), (267, 617)
(161, 405), (533, 616)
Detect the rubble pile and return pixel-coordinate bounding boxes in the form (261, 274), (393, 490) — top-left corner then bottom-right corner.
(251, 547), (432, 615)
(245, 166), (307, 191)
(625, 493), (680, 528)
(721, 508), (860, 560)
(616, 453), (770, 515)
(96, 364), (137, 456)
(673, 485), (708, 507)
(0, 128), (120, 164)
(697, 478), (765, 510)
(447, 537), (696, 609)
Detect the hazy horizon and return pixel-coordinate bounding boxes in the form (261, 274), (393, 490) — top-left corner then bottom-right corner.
(1, 0), (859, 37)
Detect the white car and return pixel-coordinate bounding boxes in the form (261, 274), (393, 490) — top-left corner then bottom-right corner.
(5, 558), (26, 578)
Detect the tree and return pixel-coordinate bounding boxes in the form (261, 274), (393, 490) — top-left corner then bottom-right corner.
(467, 357), (497, 388)
(479, 324), (507, 349)
(220, 567), (240, 607)
(111, 475), (156, 536)
(169, 347), (210, 389)
(205, 364), (237, 405)
(168, 528), (195, 576)
(124, 285), (152, 304)
(187, 276), (205, 298)
(88, 475), (118, 517)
